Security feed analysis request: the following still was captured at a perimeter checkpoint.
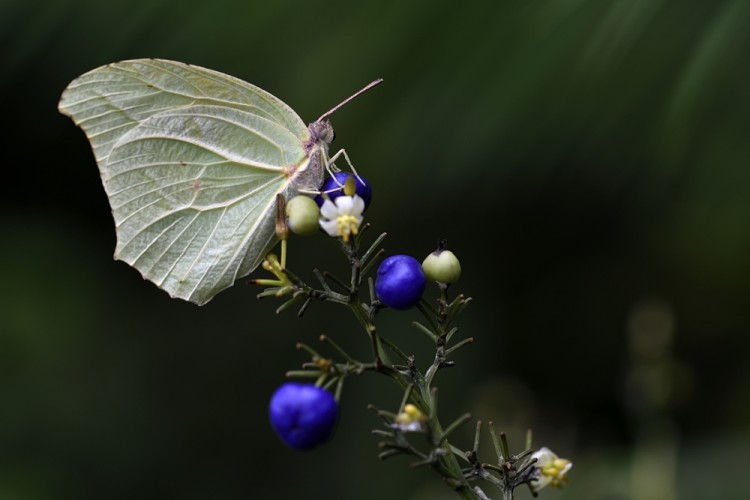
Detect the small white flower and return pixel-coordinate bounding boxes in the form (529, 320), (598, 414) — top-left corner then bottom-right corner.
(531, 447), (572, 491)
(390, 404), (426, 432)
(391, 420), (424, 432)
(319, 195), (365, 243)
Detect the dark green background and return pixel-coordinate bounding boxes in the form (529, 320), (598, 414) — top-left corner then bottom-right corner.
(2, 0), (750, 498)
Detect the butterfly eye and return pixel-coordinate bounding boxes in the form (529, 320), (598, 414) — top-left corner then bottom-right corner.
(319, 121), (335, 144)
(308, 120), (335, 144)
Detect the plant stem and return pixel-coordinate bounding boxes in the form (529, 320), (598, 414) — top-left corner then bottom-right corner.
(348, 301), (476, 498)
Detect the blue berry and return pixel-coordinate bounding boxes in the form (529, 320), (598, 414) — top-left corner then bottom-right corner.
(315, 172), (372, 211)
(375, 255), (426, 310)
(269, 383), (338, 450)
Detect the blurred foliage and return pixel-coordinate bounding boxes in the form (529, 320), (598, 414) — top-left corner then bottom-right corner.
(2, 0), (750, 498)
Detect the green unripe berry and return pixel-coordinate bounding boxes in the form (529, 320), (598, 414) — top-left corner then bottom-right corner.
(286, 196), (320, 236)
(422, 247), (461, 284)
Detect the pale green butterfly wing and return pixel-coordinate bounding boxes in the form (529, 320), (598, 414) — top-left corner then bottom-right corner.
(106, 105), (305, 304)
(59, 59), (324, 304)
(58, 59), (309, 162)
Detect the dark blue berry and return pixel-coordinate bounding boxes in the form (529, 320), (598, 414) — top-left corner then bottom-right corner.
(374, 255), (426, 310)
(315, 172), (372, 211)
(269, 383), (338, 450)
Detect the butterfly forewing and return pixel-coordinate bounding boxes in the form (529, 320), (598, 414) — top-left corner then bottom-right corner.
(59, 59), (319, 304)
(59, 59), (309, 163)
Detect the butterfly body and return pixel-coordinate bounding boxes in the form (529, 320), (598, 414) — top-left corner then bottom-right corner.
(59, 59), (332, 305)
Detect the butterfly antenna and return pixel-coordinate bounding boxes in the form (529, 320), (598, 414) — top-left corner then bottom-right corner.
(317, 79), (384, 122)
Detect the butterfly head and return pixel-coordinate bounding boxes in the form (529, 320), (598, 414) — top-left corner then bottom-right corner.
(307, 120), (335, 150)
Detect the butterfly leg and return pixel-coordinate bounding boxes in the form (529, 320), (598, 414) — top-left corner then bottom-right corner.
(327, 148), (365, 187)
(297, 148), (366, 194)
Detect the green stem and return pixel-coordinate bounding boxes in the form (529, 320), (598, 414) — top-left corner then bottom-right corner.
(347, 301), (476, 498)
(280, 238), (287, 269)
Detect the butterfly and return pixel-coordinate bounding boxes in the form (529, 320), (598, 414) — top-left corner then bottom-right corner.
(59, 59), (380, 305)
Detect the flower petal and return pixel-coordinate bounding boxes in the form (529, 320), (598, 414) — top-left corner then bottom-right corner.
(334, 195), (355, 213)
(320, 199), (339, 220)
(531, 447), (555, 467)
(319, 219), (339, 237)
(560, 461), (573, 476)
(350, 195), (365, 215)
(334, 195), (365, 216)
(533, 474), (552, 491)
